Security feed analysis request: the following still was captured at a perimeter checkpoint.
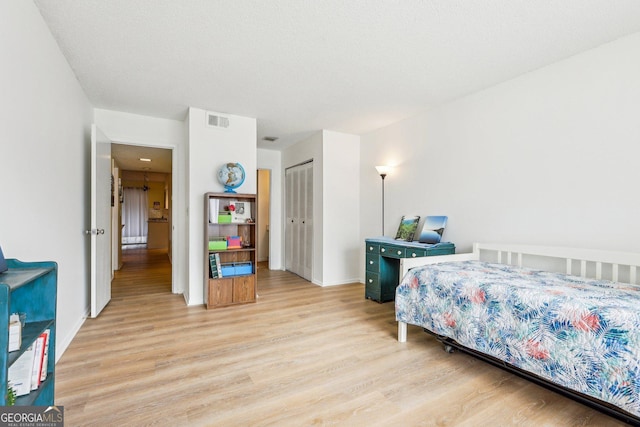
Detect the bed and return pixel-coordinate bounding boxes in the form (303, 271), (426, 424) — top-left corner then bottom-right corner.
(395, 243), (640, 424)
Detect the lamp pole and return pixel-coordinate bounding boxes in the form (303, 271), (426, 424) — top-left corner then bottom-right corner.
(375, 165), (391, 236)
(380, 172), (386, 235)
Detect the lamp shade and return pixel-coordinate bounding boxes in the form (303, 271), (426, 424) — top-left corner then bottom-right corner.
(375, 165), (392, 176)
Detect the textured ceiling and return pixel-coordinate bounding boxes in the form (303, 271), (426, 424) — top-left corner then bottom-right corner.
(34, 0), (640, 151)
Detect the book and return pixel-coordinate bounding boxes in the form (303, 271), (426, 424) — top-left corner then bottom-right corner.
(418, 216), (448, 244)
(30, 333), (46, 390)
(39, 329), (51, 383)
(395, 215), (420, 241)
(210, 253), (218, 278)
(8, 345), (35, 396)
(9, 313), (21, 352)
(226, 235), (242, 249)
(208, 198), (219, 223)
(215, 253), (222, 277)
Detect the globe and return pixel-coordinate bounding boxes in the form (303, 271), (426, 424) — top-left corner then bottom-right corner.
(217, 162), (246, 193)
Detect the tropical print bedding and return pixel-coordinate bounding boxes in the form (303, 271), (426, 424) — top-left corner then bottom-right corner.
(395, 260), (640, 417)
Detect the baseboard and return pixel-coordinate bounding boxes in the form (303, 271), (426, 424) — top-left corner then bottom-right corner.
(55, 307), (89, 363)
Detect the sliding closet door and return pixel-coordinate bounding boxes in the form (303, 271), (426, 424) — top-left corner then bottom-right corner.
(285, 161), (313, 281)
(301, 164), (313, 280)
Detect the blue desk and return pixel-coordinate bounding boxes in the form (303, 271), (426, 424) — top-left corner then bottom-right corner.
(365, 237), (455, 302)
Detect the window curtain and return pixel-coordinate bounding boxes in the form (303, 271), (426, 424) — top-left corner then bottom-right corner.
(122, 188), (148, 244)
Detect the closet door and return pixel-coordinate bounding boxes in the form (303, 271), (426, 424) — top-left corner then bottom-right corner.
(301, 163), (313, 280)
(285, 161), (313, 281)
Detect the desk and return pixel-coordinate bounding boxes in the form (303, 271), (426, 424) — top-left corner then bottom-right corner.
(365, 237), (455, 302)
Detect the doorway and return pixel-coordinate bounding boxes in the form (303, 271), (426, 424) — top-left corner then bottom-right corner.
(257, 169), (271, 268)
(111, 144), (173, 294)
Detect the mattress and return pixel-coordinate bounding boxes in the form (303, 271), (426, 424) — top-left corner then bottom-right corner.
(395, 260), (640, 417)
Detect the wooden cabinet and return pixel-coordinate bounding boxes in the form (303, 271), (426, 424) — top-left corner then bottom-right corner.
(365, 237), (455, 303)
(1, 259), (57, 405)
(205, 192), (257, 308)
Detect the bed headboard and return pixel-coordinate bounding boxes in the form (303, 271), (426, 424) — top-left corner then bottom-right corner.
(400, 243), (640, 285)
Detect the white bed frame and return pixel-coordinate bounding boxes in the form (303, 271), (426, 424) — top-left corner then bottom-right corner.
(397, 242), (640, 342)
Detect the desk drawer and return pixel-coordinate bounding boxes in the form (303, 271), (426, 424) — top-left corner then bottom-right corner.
(366, 242), (380, 254)
(406, 248), (427, 258)
(365, 272), (380, 300)
(425, 244), (456, 256)
(366, 253), (379, 272)
(381, 244), (405, 258)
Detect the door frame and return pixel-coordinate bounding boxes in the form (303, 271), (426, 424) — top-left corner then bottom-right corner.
(108, 142), (178, 294)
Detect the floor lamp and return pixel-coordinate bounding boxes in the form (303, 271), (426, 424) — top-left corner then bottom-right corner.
(375, 166), (392, 236)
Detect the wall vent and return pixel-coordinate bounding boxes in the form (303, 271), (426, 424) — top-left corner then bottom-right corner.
(206, 112), (230, 129)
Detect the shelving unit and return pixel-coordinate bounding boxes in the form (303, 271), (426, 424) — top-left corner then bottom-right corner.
(1, 259), (57, 406)
(204, 192), (257, 308)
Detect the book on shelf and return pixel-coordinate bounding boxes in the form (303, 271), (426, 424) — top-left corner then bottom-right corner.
(39, 329), (51, 383)
(9, 313), (21, 352)
(209, 254), (218, 278)
(209, 253), (223, 278)
(208, 198), (220, 223)
(30, 332), (46, 390)
(226, 235), (242, 249)
(215, 253), (222, 277)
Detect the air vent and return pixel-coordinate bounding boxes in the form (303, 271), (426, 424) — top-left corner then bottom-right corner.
(206, 112), (230, 129)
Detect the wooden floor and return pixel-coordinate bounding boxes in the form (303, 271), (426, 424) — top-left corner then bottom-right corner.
(55, 249), (628, 426)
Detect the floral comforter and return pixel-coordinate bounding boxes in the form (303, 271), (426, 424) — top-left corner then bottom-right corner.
(395, 260), (640, 417)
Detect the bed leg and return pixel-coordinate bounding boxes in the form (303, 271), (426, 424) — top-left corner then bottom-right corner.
(398, 322), (407, 342)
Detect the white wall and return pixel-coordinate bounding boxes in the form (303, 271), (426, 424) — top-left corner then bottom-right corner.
(322, 131), (361, 285)
(281, 130), (361, 286)
(94, 109), (188, 299)
(257, 148), (283, 270)
(0, 1), (93, 360)
(360, 32), (640, 279)
(187, 107), (257, 305)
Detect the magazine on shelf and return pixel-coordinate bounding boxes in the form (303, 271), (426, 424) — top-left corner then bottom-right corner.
(8, 345), (35, 396)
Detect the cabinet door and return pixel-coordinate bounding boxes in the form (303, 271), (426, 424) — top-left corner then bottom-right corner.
(233, 276), (255, 303)
(209, 279), (234, 306)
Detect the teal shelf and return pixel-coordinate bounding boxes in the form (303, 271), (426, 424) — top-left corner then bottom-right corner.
(0, 259), (57, 406)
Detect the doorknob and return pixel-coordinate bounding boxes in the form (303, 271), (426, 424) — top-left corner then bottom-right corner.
(84, 229), (105, 235)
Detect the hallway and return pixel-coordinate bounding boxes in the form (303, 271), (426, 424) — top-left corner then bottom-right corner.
(113, 248), (172, 298)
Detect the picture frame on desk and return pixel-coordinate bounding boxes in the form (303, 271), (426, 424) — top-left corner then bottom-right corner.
(418, 216), (448, 244)
(394, 216), (420, 242)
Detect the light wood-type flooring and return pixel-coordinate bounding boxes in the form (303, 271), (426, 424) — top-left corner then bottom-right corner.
(55, 249), (628, 426)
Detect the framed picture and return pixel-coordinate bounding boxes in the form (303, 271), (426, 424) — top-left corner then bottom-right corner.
(395, 215), (420, 241)
(418, 216), (448, 244)
(230, 201), (252, 223)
